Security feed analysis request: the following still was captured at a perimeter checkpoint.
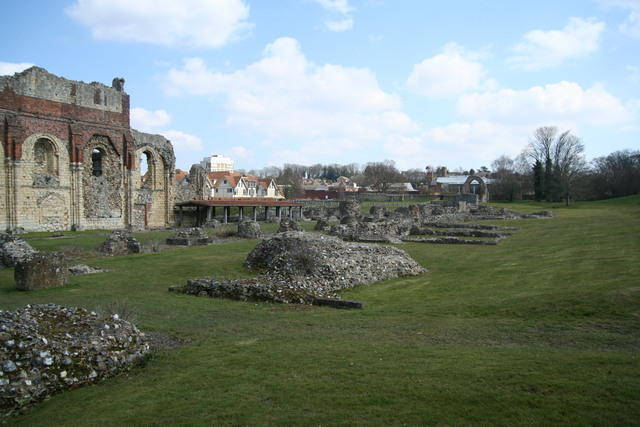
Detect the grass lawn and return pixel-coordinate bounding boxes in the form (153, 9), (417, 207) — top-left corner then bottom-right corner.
(1, 196), (639, 425)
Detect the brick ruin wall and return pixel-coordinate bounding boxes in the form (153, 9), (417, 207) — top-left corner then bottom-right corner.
(0, 67), (175, 232)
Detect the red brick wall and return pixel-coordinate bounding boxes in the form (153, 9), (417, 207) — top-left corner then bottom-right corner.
(0, 87), (133, 167)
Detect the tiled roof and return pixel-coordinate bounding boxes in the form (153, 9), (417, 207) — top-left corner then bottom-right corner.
(175, 169), (189, 183)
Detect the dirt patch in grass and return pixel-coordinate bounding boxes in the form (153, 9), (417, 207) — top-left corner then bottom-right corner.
(144, 331), (185, 352)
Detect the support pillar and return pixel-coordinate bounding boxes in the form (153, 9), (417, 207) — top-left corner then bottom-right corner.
(288, 207), (292, 219)
(253, 206), (257, 221)
(276, 206), (281, 220)
(239, 206), (244, 221)
(224, 206), (228, 223)
(206, 206), (212, 222)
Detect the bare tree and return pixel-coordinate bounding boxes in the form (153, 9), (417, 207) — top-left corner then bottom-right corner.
(590, 150), (640, 199)
(491, 155), (522, 201)
(363, 160), (403, 191)
(525, 126), (586, 205)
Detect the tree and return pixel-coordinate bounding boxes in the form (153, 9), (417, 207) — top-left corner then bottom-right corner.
(401, 168), (426, 188)
(525, 126), (586, 205)
(533, 160), (544, 201)
(590, 150), (640, 199)
(363, 160), (403, 191)
(490, 155), (522, 202)
(279, 166), (304, 199)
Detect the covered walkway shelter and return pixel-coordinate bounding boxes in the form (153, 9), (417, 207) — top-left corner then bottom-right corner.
(175, 198), (304, 226)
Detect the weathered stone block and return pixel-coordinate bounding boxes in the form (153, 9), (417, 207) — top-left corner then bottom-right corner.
(237, 220), (261, 238)
(0, 233), (37, 268)
(15, 252), (68, 291)
(166, 227), (210, 246)
(99, 231), (142, 255)
(277, 219), (303, 232)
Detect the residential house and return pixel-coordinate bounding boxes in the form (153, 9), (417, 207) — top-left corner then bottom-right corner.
(207, 172), (282, 199)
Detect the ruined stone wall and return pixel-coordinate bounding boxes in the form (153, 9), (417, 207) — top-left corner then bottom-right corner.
(0, 136), (6, 231)
(14, 133), (72, 231)
(82, 135), (125, 229)
(131, 130), (175, 229)
(0, 67), (175, 232)
(0, 67), (126, 115)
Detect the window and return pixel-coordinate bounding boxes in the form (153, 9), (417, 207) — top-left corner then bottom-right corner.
(91, 148), (104, 177)
(139, 151), (152, 186)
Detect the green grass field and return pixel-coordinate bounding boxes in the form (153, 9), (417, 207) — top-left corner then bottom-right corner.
(1, 196), (639, 425)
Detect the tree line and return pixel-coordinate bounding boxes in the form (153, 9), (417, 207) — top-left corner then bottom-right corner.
(490, 126), (640, 204)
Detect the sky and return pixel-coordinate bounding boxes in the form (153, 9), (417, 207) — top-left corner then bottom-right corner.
(1, 0), (639, 172)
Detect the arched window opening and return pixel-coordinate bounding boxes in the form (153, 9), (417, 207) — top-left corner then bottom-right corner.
(139, 151), (152, 186)
(92, 148), (104, 177)
(34, 138), (56, 175)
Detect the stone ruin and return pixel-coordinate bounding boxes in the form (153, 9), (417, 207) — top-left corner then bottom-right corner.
(14, 252), (69, 291)
(0, 67), (177, 234)
(68, 264), (109, 276)
(170, 232), (426, 306)
(166, 227), (210, 246)
(237, 220), (262, 239)
(322, 201), (553, 246)
(0, 233), (37, 268)
(277, 218), (303, 232)
(314, 219), (331, 232)
(99, 231), (142, 255)
(0, 304), (149, 419)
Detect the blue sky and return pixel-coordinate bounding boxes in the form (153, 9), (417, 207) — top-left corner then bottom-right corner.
(1, 0), (639, 171)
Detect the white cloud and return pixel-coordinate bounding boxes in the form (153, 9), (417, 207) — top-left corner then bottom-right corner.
(312, 0), (352, 14)
(161, 130), (203, 151)
(620, 10), (640, 37)
(457, 81), (630, 126)
(326, 18), (354, 32)
(312, 0), (354, 32)
(130, 107), (171, 131)
(0, 61), (34, 75)
(164, 37), (421, 165)
(598, 0), (640, 38)
(66, 0), (252, 48)
(130, 108), (202, 162)
(230, 145), (250, 158)
(406, 43), (489, 98)
(508, 17), (605, 70)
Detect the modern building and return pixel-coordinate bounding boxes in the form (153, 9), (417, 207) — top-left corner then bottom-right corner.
(200, 154), (234, 173)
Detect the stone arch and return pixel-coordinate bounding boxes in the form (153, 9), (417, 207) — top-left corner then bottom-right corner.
(22, 133), (66, 164)
(83, 135), (123, 218)
(463, 175), (489, 202)
(137, 149), (155, 188)
(22, 133), (68, 188)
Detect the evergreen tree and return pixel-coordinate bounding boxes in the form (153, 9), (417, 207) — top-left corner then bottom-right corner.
(533, 160), (544, 201)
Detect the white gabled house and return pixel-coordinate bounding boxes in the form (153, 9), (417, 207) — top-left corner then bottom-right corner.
(205, 172), (282, 199)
